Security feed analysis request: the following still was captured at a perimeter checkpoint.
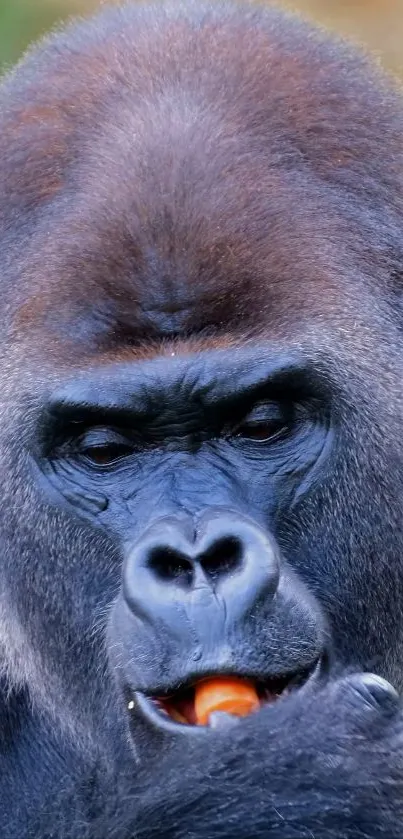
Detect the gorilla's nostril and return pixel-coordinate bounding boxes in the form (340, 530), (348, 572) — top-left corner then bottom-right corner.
(200, 536), (242, 581)
(147, 535), (243, 588)
(149, 547), (194, 586)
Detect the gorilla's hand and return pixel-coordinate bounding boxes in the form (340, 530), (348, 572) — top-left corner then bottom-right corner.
(136, 674), (403, 839)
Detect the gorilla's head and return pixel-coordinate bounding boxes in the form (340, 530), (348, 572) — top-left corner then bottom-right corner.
(0, 1), (402, 759)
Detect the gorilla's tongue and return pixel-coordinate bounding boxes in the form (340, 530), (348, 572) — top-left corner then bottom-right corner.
(161, 677), (261, 726)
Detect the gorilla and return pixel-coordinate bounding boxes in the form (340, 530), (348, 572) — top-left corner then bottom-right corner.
(0, 0), (403, 836)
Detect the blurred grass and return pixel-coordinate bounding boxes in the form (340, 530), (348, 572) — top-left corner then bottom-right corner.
(0, 0), (402, 75)
(0, 1), (65, 69)
(0, 0), (102, 71)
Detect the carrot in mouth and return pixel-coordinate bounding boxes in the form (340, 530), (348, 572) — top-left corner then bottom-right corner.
(194, 677), (260, 725)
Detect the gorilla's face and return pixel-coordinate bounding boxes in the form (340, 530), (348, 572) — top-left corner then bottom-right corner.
(1, 1), (403, 753)
(40, 348), (328, 733)
(20, 189), (401, 743)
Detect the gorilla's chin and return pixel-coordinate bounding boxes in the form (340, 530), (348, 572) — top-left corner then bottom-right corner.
(128, 657), (325, 735)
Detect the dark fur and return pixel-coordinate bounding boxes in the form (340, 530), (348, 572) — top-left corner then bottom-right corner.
(0, 2), (403, 837)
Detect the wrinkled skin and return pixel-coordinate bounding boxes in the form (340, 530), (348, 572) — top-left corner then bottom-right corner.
(0, 2), (403, 837)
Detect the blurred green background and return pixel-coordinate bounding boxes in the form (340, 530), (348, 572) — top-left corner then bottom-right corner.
(0, 0), (403, 75)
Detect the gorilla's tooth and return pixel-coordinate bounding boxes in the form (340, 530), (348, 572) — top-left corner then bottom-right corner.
(208, 712), (239, 729)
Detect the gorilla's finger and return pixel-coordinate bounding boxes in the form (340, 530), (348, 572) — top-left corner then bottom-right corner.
(333, 673), (400, 715)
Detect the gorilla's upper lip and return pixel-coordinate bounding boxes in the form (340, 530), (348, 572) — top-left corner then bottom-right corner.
(128, 657), (323, 735)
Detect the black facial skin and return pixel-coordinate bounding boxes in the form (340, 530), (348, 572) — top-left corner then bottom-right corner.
(1, 2), (403, 838)
(41, 349), (329, 698)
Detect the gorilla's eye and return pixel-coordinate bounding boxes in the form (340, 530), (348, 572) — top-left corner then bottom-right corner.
(234, 402), (291, 443)
(81, 443), (133, 466)
(237, 422), (285, 442)
(74, 428), (134, 467)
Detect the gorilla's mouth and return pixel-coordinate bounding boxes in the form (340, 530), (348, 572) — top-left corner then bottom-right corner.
(131, 661), (320, 733)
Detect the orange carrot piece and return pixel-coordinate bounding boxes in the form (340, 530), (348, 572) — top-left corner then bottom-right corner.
(194, 677), (260, 725)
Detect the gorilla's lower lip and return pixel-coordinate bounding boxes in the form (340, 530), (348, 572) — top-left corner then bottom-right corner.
(129, 659), (322, 735)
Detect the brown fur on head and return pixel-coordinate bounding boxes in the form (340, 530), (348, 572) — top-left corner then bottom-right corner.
(1, 1), (402, 372)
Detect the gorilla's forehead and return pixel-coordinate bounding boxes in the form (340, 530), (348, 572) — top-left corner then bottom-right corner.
(13, 164), (344, 356)
(2, 2), (401, 357)
(10, 114), (344, 350)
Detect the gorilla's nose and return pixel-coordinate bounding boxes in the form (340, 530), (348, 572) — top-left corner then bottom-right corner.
(123, 513), (280, 630)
